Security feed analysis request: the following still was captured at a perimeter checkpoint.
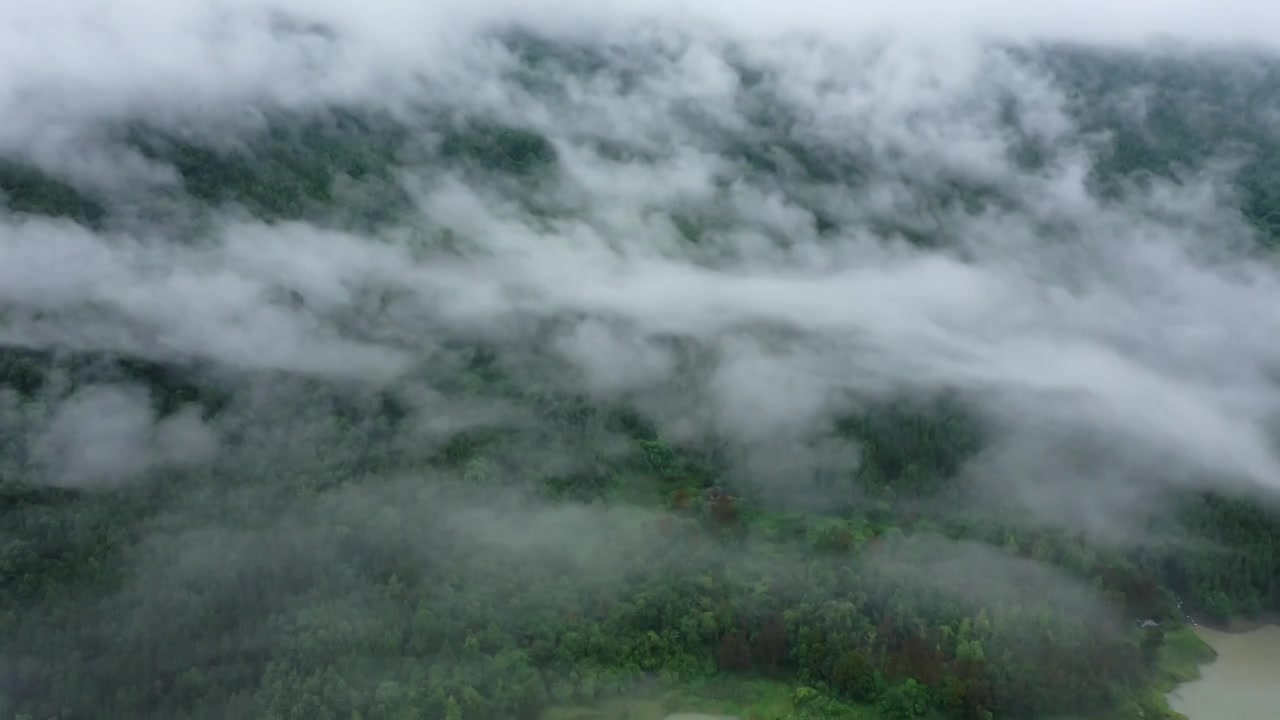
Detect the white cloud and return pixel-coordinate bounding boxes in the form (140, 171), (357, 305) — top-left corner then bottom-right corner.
(28, 385), (218, 487)
(3, 0), (1280, 524)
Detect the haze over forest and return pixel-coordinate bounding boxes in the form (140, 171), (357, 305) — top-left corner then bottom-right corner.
(4, 2), (1280, 719)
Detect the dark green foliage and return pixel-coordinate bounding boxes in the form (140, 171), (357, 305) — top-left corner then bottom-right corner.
(0, 161), (106, 225)
(6, 41), (1280, 720)
(838, 395), (986, 499)
(0, 347), (226, 417)
(1041, 45), (1280, 244)
(1141, 626), (1166, 666)
(503, 28), (613, 79)
(0, 348), (48, 396)
(1165, 494), (1280, 619)
(123, 109), (409, 224)
(439, 122), (559, 177)
(0, 350), (1253, 720)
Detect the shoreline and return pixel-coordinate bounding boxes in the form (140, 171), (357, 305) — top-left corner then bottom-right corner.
(1159, 625), (1219, 720)
(1186, 613), (1280, 636)
(1171, 595), (1277, 636)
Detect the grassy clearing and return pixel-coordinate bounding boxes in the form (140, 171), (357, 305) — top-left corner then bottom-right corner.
(1158, 626), (1218, 688)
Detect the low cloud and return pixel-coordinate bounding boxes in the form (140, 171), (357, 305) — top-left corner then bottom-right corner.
(1, 2), (1279, 527)
(25, 384), (217, 488)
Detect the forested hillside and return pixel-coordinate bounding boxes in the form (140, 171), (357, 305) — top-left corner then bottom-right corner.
(3, 7), (1280, 720)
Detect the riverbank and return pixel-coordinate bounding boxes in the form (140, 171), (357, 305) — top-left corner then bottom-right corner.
(1171, 593), (1280, 634)
(1046, 625), (1216, 720)
(1155, 625), (1218, 690)
(1189, 613), (1280, 634)
(1117, 625), (1216, 720)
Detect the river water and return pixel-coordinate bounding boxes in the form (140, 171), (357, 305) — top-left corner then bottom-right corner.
(1167, 624), (1280, 720)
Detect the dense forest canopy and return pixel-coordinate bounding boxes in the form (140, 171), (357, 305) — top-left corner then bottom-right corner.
(3, 3), (1280, 719)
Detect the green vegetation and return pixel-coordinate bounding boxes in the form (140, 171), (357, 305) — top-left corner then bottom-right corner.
(440, 122), (559, 177)
(543, 676), (889, 720)
(1154, 627), (1218, 691)
(0, 375), (1256, 719)
(123, 110), (411, 226)
(1044, 45), (1280, 245)
(0, 160), (105, 225)
(3, 37), (1280, 720)
(1045, 627), (1218, 720)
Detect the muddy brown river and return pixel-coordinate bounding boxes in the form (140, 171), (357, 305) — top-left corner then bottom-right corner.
(1167, 624), (1280, 720)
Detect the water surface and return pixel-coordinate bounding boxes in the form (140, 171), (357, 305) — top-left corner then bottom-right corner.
(1168, 624), (1280, 720)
